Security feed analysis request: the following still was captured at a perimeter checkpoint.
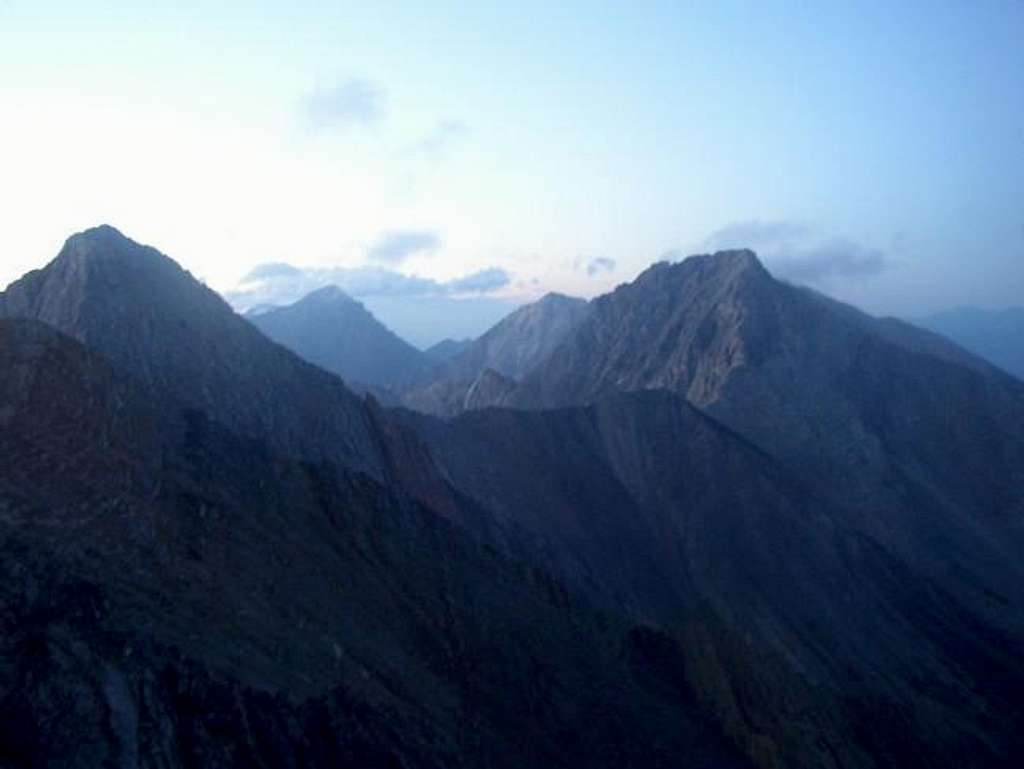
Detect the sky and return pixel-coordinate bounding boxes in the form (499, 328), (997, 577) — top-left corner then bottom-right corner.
(2, 1), (1022, 345)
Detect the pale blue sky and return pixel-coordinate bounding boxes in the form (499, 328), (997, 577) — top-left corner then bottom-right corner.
(2, 1), (1022, 338)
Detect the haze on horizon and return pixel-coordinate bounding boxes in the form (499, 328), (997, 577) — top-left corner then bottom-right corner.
(2, 1), (1022, 342)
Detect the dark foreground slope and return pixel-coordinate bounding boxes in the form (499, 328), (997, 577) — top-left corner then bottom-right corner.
(401, 390), (1024, 769)
(0, 319), (748, 769)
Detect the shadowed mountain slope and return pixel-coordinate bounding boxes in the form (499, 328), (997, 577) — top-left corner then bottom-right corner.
(0, 318), (750, 769)
(250, 286), (430, 389)
(399, 388), (1024, 769)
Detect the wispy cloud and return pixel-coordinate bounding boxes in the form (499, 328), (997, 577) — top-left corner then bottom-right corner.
(447, 267), (511, 293)
(304, 78), (385, 129)
(774, 240), (886, 281)
(585, 257), (616, 277)
(367, 230), (441, 264)
(704, 220), (888, 284)
(411, 119), (469, 159)
(244, 262), (303, 280)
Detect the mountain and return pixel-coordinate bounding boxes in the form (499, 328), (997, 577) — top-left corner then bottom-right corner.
(914, 306), (1024, 380)
(5, 230), (1024, 768)
(0, 225), (387, 478)
(0, 318), (749, 768)
(249, 286), (431, 389)
(510, 252), (1024, 506)
(424, 337), (473, 362)
(404, 292), (590, 414)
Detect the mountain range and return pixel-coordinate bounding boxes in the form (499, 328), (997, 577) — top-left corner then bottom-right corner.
(2, 225), (1023, 768)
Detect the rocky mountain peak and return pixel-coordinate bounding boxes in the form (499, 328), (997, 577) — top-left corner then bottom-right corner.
(0, 223), (218, 342)
(0, 225), (386, 477)
(52, 224), (172, 276)
(632, 249), (768, 292)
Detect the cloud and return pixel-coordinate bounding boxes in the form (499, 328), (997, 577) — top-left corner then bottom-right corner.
(775, 240), (886, 282)
(367, 230), (441, 264)
(245, 262), (303, 280)
(705, 220), (811, 251)
(228, 261), (512, 311)
(585, 257), (616, 277)
(704, 220), (888, 284)
(446, 267), (511, 293)
(304, 79), (385, 128)
(411, 120), (469, 159)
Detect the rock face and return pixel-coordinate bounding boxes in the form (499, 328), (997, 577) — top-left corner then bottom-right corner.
(915, 306), (1024, 380)
(0, 318), (750, 769)
(250, 286), (430, 389)
(513, 250), (783, 407)
(0, 225), (385, 478)
(404, 293), (589, 415)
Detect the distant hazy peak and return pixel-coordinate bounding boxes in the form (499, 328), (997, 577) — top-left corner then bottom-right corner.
(294, 284), (358, 307)
(250, 282), (429, 388)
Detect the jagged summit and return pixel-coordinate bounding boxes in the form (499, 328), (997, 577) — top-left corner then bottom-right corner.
(67, 222), (130, 243)
(0, 224), (215, 341)
(633, 248), (769, 289)
(53, 224), (169, 270)
(698, 247), (762, 268)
